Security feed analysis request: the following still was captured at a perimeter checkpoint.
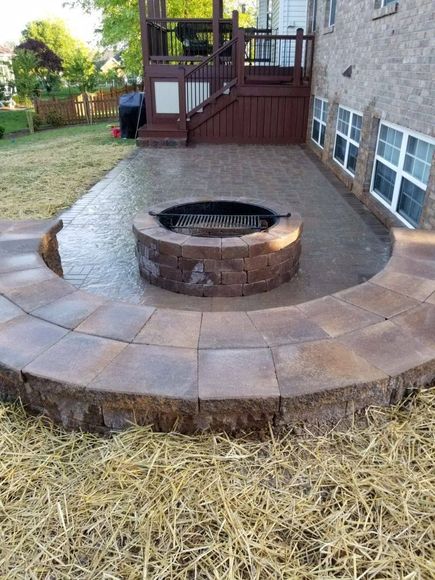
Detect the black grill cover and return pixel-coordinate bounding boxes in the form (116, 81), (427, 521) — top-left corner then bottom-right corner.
(119, 92), (146, 139)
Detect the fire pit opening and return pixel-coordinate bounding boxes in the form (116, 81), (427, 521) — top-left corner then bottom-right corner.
(133, 199), (303, 297)
(152, 201), (281, 237)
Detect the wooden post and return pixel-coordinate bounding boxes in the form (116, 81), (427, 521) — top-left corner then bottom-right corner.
(139, 0), (150, 68)
(25, 109), (34, 134)
(178, 68), (187, 131)
(293, 28), (304, 86)
(237, 29), (245, 85)
(139, 0), (153, 129)
(213, 0), (220, 53)
(83, 92), (93, 125)
(232, 11), (239, 74)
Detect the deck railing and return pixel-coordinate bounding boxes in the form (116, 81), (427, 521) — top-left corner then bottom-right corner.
(182, 36), (239, 119)
(147, 18), (233, 64)
(244, 30), (314, 84)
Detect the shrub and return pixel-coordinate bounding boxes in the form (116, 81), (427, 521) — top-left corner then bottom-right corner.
(32, 114), (42, 131)
(46, 111), (65, 127)
(0, 126), (5, 139)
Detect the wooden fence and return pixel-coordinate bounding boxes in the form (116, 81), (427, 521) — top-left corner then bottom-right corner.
(34, 89), (138, 125)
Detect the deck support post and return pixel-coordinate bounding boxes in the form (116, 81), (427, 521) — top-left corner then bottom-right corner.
(293, 28), (304, 86)
(140, 0), (155, 129)
(232, 10), (239, 71)
(213, 0), (220, 53)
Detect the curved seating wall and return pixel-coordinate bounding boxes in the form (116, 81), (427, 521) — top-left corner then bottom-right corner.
(0, 219), (434, 433)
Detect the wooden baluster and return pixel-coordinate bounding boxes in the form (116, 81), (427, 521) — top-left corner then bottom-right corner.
(237, 30), (245, 85)
(178, 68), (187, 130)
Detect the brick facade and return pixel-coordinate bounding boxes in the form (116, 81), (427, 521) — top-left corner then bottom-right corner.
(306, 0), (435, 229)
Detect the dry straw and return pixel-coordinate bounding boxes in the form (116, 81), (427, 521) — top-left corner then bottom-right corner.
(0, 125), (133, 220)
(0, 388), (434, 579)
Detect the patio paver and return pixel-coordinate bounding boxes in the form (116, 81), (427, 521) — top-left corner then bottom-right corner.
(58, 145), (390, 310)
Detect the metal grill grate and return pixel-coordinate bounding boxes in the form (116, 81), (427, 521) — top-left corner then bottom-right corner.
(174, 213), (262, 232)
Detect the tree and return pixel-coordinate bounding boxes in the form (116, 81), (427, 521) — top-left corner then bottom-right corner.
(21, 18), (83, 68)
(16, 38), (63, 93)
(68, 0), (212, 77)
(64, 48), (97, 92)
(11, 49), (40, 99)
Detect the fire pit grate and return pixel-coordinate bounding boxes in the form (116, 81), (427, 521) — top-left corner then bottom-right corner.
(150, 208), (290, 237)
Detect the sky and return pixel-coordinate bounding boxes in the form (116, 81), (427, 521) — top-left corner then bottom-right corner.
(0, 0), (101, 46)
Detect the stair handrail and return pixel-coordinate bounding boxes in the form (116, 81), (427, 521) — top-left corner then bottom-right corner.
(183, 36), (239, 119)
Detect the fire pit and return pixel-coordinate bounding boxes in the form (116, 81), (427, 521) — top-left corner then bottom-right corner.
(133, 198), (303, 297)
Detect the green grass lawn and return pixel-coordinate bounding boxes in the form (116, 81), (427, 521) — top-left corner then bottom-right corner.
(0, 109), (29, 134)
(0, 123), (134, 219)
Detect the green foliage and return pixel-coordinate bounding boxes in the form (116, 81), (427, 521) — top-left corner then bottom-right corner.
(12, 49), (40, 99)
(21, 18), (86, 68)
(46, 111), (66, 127)
(64, 49), (97, 92)
(0, 126), (5, 139)
(69, 0), (212, 76)
(0, 110), (29, 134)
(32, 114), (42, 131)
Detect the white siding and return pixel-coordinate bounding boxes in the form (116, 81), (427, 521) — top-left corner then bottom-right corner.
(271, 0), (281, 33)
(280, 0), (308, 33)
(257, 0), (269, 28)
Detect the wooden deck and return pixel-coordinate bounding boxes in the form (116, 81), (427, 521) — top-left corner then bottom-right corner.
(137, 1), (314, 146)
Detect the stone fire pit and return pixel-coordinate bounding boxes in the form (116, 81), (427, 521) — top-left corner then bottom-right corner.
(133, 198), (303, 297)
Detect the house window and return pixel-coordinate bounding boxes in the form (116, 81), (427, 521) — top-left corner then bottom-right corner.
(382, 0), (396, 5)
(371, 122), (435, 227)
(311, 97), (328, 148)
(311, 0), (318, 32)
(328, 0), (337, 27)
(333, 106), (362, 176)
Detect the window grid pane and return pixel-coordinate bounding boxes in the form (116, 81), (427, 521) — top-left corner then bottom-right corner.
(350, 114), (362, 144)
(314, 98), (322, 120)
(337, 107), (350, 136)
(347, 143), (358, 175)
(373, 160), (396, 203)
(320, 124), (326, 147)
(334, 134), (346, 164)
(322, 102), (329, 123)
(329, 0), (336, 26)
(397, 177), (425, 227)
(377, 125), (403, 166)
(312, 119), (320, 143)
(404, 136), (434, 185)
(312, 97), (328, 148)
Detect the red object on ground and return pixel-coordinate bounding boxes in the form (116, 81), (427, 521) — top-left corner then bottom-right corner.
(111, 127), (121, 138)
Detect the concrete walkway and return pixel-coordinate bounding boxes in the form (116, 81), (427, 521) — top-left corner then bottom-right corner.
(58, 145), (391, 310)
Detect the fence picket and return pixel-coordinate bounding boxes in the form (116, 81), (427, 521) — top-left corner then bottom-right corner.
(33, 87), (137, 126)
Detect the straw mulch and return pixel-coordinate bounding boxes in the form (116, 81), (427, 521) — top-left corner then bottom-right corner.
(0, 125), (133, 220)
(0, 388), (434, 579)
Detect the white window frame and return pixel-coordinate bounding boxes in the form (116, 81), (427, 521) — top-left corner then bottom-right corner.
(382, 0), (397, 6)
(311, 96), (328, 149)
(328, 0), (337, 27)
(370, 120), (435, 229)
(333, 105), (363, 177)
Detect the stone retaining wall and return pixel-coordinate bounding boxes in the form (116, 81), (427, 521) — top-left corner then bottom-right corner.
(0, 219), (434, 434)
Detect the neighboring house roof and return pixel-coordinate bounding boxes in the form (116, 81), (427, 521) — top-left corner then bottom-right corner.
(0, 44), (14, 57)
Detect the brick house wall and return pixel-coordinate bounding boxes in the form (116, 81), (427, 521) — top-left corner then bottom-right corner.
(306, 0), (435, 229)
